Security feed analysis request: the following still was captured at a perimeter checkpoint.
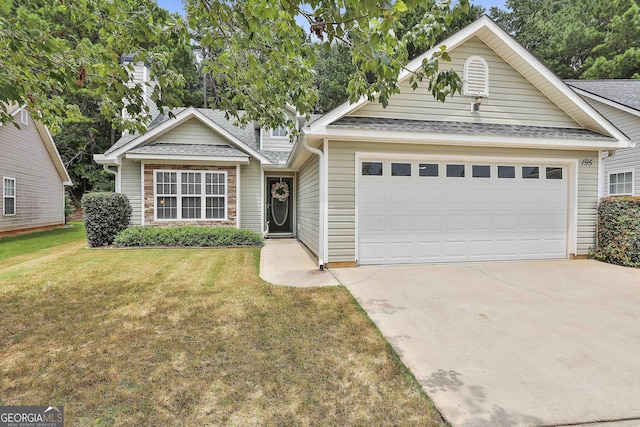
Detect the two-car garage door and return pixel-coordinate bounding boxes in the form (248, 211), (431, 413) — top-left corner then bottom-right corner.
(358, 158), (569, 265)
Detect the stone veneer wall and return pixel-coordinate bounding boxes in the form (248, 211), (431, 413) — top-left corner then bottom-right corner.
(144, 164), (237, 227)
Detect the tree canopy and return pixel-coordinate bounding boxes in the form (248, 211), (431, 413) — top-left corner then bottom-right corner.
(1, 0), (471, 132)
(490, 0), (640, 79)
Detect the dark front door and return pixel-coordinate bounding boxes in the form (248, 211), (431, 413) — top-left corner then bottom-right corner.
(266, 177), (293, 233)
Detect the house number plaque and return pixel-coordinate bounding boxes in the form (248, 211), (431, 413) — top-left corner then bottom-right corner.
(580, 159), (594, 166)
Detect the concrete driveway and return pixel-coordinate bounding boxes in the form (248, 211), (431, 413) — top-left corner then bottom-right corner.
(332, 260), (640, 427)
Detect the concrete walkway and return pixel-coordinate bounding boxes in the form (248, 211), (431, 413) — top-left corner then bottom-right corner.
(259, 239), (341, 287)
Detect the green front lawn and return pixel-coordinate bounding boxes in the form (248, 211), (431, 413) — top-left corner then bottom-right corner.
(0, 231), (444, 426)
(0, 222), (85, 262)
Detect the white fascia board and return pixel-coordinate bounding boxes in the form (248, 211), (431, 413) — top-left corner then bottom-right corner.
(314, 127), (628, 150)
(125, 153), (250, 164)
(108, 107), (272, 164)
(570, 87), (640, 119)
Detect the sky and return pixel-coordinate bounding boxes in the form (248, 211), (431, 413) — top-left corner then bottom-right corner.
(156, 0), (508, 16)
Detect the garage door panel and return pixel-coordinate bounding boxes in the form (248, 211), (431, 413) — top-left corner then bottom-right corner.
(358, 159), (569, 265)
(389, 215), (414, 232)
(417, 215), (441, 231)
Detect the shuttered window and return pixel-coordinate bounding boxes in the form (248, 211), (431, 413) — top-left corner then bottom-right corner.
(463, 56), (489, 97)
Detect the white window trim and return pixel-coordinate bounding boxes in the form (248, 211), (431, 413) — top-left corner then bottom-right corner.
(153, 170), (228, 221)
(270, 126), (289, 139)
(463, 55), (490, 97)
(3, 177), (16, 216)
(20, 109), (28, 126)
(608, 170), (635, 196)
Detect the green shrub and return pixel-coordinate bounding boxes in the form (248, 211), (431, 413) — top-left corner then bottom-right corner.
(593, 196), (640, 267)
(114, 226), (264, 248)
(81, 192), (132, 247)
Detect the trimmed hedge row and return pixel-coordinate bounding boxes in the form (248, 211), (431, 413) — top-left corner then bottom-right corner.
(82, 192), (132, 247)
(114, 226), (264, 247)
(593, 196), (640, 267)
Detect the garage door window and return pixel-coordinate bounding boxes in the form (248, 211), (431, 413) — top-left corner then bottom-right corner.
(472, 165), (490, 178)
(446, 164), (465, 177)
(546, 167), (563, 180)
(362, 162), (383, 176)
(392, 163), (411, 176)
(498, 166), (515, 178)
(419, 163), (438, 177)
(522, 166), (539, 179)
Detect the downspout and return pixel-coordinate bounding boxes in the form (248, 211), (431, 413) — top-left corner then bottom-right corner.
(301, 136), (325, 270)
(102, 165), (120, 192)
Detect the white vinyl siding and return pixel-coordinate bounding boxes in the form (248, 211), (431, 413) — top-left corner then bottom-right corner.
(296, 155), (320, 256)
(120, 158), (142, 225)
(240, 160), (263, 232)
(352, 37), (579, 128)
(583, 99), (640, 197)
(327, 141), (598, 263)
(153, 117), (234, 145)
(0, 112), (65, 233)
(262, 109), (297, 151)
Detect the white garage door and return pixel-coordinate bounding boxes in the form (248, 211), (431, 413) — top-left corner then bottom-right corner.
(358, 159), (568, 265)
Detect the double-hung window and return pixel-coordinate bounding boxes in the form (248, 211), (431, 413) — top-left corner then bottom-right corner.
(155, 170), (227, 220)
(609, 171), (634, 196)
(3, 177), (16, 216)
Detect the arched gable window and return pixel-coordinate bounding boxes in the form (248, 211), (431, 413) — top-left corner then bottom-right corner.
(463, 56), (489, 97)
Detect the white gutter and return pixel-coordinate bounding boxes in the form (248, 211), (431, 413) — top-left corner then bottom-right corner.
(301, 136), (325, 270)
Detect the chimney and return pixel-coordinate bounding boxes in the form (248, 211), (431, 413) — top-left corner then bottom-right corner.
(120, 54), (160, 125)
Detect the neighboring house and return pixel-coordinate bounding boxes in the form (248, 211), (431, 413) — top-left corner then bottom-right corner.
(95, 16), (630, 267)
(0, 106), (72, 235)
(566, 80), (640, 198)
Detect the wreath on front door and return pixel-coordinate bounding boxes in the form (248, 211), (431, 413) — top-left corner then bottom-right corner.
(271, 181), (290, 202)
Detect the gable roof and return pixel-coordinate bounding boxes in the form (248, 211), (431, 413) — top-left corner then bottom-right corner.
(1, 107), (72, 185)
(100, 107), (269, 164)
(305, 15), (628, 144)
(566, 80), (640, 116)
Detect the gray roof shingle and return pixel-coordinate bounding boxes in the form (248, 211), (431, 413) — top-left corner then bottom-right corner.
(259, 150), (291, 164)
(566, 80), (640, 112)
(128, 143), (248, 158)
(329, 117), (615, 140)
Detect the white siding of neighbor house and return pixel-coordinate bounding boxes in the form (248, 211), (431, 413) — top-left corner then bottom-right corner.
(151, 118), (233, 145)
(327, 141), (599, 263)
(352, 37), (580, 128)
(261, 109), (297, 151)
(583, 99), (640, 196)
(240, 160), (262, 232)
(120, 158), (142, 225)
(0, 114), (65, 233)
(296, 154), (320, 256)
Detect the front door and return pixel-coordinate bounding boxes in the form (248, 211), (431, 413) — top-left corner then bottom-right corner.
(266, 177), (293, 234)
